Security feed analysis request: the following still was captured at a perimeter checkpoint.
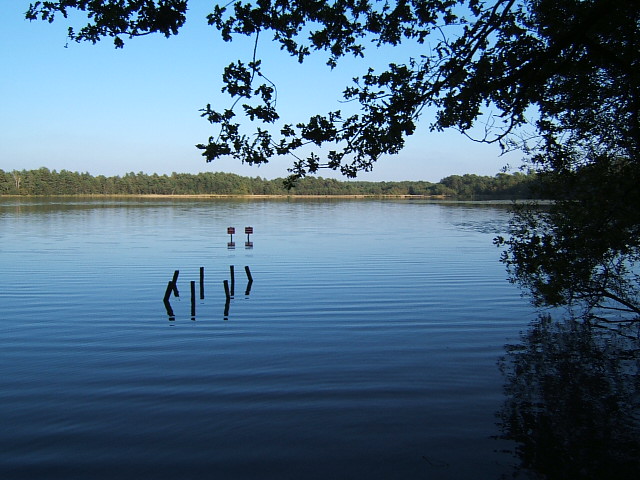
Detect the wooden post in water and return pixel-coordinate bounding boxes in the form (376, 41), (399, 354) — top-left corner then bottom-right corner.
(164, 298), (175, 319)
(199, 267), (205, 299)
(223, 280), (231, 300)
(164, 277), (176, 319)
(190, 281), (196, 318)
(163, 281), (174, 302)
(171, 270), (180, 297)
(244, 266), (253, 296)
(230, 265), (235, 297)
(223, 298), (230, 319)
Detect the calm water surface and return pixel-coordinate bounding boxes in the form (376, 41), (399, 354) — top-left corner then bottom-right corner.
(0, 198), (537, 479)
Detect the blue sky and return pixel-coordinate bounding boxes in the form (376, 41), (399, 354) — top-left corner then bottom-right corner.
(0, 2), (525, 182)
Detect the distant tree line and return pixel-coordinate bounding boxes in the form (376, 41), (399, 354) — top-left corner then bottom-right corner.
(0, 168), (541, 198)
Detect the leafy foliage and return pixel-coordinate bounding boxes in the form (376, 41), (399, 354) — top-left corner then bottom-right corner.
(26, 0), (188, 48)
(27, 1), (637, 182)
(482, 0), (640, 319)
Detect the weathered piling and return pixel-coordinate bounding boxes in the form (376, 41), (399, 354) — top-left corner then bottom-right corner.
(223, 279), (231, 300)
(190, 281), (196, 317)
(163, 281), (174, 303)
(171, 270), (180, 296)
(244, 266), (253, 296)
(200, 267), (205, 299)
(230, 265), (235, 296)
(164, 299), (175, 319)
(223, 298), (230, 319)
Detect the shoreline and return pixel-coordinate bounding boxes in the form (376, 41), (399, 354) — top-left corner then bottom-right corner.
(0, 194), (548, 204)
(0, 193), (450, 199)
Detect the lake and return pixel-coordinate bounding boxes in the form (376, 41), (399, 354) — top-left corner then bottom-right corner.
(0, 198), (539, 479)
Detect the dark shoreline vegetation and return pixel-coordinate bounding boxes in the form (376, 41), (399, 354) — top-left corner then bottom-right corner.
(2, 168), (541, 198)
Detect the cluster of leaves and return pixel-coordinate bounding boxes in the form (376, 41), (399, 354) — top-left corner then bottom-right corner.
(0, 167), (539, 197)
(26, 1), (638, 179)
(490, 0), (640, 319)
(26, 0), (188, 48)
(526, 0), (640, 174)
(25, 1), (537, 183)
(197, 0), (477, 184)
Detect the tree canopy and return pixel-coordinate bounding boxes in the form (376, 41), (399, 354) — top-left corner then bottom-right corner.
(26, 1), (640, 319)
(26, 1), (638, 181)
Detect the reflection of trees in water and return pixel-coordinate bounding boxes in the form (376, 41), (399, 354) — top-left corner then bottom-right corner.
(497, 189), (640, 325)
(497, 315), (640, 479)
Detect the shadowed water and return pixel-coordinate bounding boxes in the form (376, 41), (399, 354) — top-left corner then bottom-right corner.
(0, 198), (537, 479)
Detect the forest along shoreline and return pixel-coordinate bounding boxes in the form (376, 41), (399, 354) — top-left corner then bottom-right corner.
(2, 169), (544, 199)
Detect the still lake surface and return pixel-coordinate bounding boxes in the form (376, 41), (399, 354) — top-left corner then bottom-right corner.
(0, 198), (539, 479)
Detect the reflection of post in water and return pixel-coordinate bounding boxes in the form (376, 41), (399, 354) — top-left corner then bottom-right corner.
(497, 315), (640, 479)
